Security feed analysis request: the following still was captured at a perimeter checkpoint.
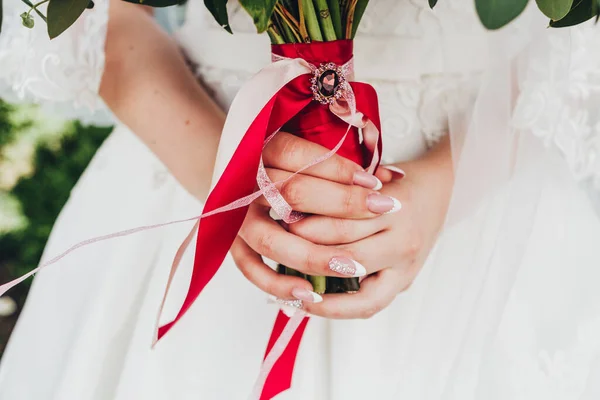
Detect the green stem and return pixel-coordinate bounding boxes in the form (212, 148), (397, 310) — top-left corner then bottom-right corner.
(21, 0), (47, 21)
(301, 0), (323, 41)
(273, 13), (295, 43)
(309, 275), (327, 295)
(327, 0), (343, 39)
(313, 0), (337, 41)
(267, 25), (286, 44)
(27, 0), (49, 16)
(351, 0), (369, 38)
(274, 5), (302, 42)
(280, 19), (299, 43)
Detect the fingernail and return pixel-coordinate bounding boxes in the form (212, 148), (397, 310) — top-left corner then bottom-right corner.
(382, 165), (406, 179)
(329, 257), (367, 277)
(272, 297), (304, 317)
(353, 170), (383, 190)
(273, 298), (304, 309)
(367, 193), (402, 214)
(292, 287), (323, 303)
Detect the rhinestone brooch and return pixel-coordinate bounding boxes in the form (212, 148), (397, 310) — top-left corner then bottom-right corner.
(310, 62), (346, 105)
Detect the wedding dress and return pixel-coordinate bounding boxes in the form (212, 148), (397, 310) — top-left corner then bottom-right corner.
(2, 0), (600, 399)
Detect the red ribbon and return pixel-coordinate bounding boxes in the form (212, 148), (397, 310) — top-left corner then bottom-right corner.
(157, 40), (382, 399)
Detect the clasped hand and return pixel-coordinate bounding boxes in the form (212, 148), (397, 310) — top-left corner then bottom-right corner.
(231, 132), (452, 319)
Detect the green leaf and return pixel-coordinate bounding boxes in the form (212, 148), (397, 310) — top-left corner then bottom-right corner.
(203, 0), (231, 33)
(121, 0), (183, 7)
(536, 0), (573, 19)
(475, 0), (529, 29)
(239, 0), (277, 33)
(429, 0), (438, 8)
(550, 0), (595, 26)
(47, 0), (90, 38)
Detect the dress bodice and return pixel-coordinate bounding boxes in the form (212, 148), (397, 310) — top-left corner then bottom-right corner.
(175, 0), (485, 163)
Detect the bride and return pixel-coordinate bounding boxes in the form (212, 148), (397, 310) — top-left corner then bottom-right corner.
(1, 0), (600, 399)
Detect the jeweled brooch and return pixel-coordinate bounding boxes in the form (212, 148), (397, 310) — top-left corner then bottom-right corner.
(310, 62), (346, 105)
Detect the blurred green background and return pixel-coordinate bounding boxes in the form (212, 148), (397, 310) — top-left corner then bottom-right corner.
(0, 99), (112, 358)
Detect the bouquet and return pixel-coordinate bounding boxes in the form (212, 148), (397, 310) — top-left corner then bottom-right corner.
(5, 0), (600, 38)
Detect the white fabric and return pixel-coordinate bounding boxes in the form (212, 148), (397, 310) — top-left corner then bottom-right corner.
(1, 0), (600, 399)
(0, 0), (110, 124)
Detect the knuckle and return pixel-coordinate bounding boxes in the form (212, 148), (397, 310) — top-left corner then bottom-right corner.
(279, 133), (300, 160)
(255, 232), (275, 256)
(281, 134), (308, 165)
(334, 158), (356, 183)
(280, 181), (303, 207)
(302, 248), (323, 274)
(342, 187), (364, 215)
(333, 218), (352, 242)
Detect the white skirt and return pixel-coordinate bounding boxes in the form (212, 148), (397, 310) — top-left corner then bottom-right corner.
(1, 124), (600, 400)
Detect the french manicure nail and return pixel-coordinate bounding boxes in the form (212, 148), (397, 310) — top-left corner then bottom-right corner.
(329, 257), (367, 277)
(382, 165), (406, 178)
(353, 171), (383, 190)
(367, 193), (402, 214)
(292, 287), (323, 303)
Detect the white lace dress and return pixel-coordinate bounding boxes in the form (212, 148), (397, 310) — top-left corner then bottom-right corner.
(1, 1), (600, 399)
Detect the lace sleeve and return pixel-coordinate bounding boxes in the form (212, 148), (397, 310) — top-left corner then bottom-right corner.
(0, 0), (111, 124)
(512, 22), (600, 192)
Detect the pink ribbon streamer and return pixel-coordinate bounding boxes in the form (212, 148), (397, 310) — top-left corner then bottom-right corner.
(0, 129), (352, 300)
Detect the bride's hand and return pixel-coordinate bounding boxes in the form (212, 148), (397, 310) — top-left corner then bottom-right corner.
(291, 136), (454, 318)
(232, 135), (453, 318)
(231, 131), (397, 299)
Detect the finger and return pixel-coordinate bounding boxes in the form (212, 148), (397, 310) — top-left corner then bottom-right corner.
(230, 236), (313, 299)
(240, 205), (365, 278)
(263, 132), (381, 189)
(376, 165), (406, 183)
(288, 214), (387, 245)
(337, 228), (418, 275)
(256, 169), (400, 219)
(303, 268), (408, 319)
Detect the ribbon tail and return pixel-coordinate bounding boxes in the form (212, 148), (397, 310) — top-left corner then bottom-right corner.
(156, 66), (313, 341)
(254, 311), (309, 400)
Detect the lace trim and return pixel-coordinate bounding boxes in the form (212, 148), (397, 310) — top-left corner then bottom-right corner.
(0, 0), (109, 123)
(513, 23), (600, 191)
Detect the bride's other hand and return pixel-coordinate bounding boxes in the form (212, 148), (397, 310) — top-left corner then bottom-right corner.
(296, 136), (454, 318)
(231, 132), (396, 300)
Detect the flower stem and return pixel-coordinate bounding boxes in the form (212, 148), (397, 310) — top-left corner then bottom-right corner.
(351, 0), (369, 38)
(300, 0), (324, 41)
(313, 0), (337, 41)
(267, 24), (286, 44)
(327, 0), (343, 39)
(274, 4), (302, 43)
(344, 0), (358, 38)
(309, 275), (327, 294)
